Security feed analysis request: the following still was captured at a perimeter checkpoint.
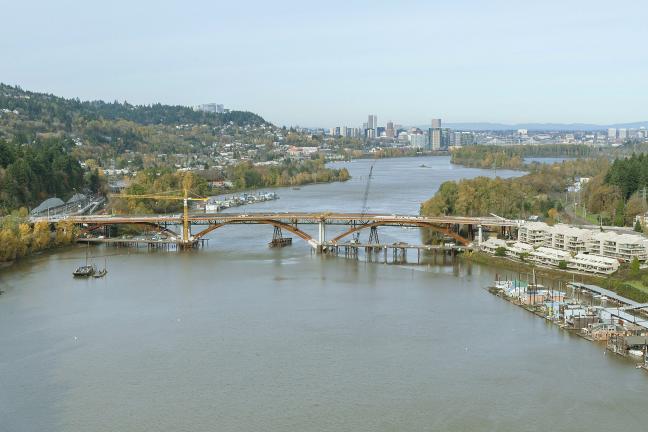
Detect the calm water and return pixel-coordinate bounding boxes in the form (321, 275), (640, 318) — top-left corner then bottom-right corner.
(1, 156), (647, 431)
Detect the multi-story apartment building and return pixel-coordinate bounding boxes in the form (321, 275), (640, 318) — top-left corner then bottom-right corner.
(529, 247), (572, 267)
(547, 225), (591, 254)
(569, 254), (620, 275)
(517, 222), (550, 246)
(586, 232), (648, 262)
(518, 222), (648, 262)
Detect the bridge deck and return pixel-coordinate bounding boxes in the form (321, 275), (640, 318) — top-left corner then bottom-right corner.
(38, 212), (519, 227)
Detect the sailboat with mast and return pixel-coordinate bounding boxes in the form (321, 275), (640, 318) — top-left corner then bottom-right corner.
(73, 243), (96, 277)
(93, 258), (108, 278)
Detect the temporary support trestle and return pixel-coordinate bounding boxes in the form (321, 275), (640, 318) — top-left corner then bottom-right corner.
(269, 226), (292, 248)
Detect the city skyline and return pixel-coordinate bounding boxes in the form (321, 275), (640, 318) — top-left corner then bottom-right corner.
(2, 0), (647, 126)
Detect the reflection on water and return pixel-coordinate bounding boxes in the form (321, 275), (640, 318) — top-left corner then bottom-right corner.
(1, 156), (647, 432)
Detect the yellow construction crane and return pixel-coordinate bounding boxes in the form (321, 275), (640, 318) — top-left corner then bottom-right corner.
(115, 188), (209, 244)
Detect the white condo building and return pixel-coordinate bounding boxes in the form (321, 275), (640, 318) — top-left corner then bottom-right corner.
(586, 232), (648, 262)
(546, 224), (592, 254)
(481, 221), (648, 275)
(569, 254), (620, 275)
(518, 222), (647, 262)
(529, 247), (572, 267)
(517, 222), (550, 246)
(479, 237), (508, 254)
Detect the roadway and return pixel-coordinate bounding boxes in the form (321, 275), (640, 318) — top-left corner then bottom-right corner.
(36, 212), (520, 228)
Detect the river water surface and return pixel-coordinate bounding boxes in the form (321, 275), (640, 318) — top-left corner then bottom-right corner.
(1, 156), (647, 431)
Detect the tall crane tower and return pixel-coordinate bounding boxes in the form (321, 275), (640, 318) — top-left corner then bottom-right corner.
(355, 161), (376, 243)
(115, 176), (208, 245)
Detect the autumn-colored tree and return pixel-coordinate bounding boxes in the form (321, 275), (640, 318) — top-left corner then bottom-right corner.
(625, 193), (648, 226)
(55, 220), (75, 245)
(0, 227), (18, 261)
(17, 223), (32, 257)
(32, 221), (51, 251)
(547, 208), (559, 223)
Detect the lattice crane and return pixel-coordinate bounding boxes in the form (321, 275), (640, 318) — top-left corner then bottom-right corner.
(114, 187), (208, 244)
(354, 161), (376, 243)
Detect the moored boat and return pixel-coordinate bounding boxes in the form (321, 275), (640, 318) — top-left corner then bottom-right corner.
(73, 264), (96, 277)
(93, 269), (108, 278)
(73, 243), (96, 277)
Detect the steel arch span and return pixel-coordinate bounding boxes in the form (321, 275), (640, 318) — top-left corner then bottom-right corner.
(192, 219), (314, 243)
(330, 221), (470, 246)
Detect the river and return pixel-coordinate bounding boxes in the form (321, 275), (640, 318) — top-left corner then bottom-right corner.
(1, 156), (647, 431)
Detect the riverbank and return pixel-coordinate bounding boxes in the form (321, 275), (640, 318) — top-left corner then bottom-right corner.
(449, 144), (602, 170)
(487, 279), (648, 370)
(464, 251), (648, 303)
(0, 242), (79, 275)
(347, 150), (449, 160)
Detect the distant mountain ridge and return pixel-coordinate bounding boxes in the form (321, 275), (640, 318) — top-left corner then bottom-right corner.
(439, 121), (648, 131)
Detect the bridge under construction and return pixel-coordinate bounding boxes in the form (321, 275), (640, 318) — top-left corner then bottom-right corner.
(37, 212), (519, 253)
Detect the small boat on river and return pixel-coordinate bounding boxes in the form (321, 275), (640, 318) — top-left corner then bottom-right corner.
(73, 264), (96, 277)
(73, 244), (96, 277)
(93, 269), (107, 278)
(93, 259), (108, 278)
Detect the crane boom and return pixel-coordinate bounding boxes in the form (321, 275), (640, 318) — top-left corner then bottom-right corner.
(360, 163), (374, 217)
(354, 161), (375, 242)
(113, 189), (209, 244)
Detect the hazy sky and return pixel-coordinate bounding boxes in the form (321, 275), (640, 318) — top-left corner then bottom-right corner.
(2, 0), (647, 126)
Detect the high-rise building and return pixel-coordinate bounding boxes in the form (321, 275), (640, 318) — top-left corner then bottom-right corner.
(429, 118), (443, 150)
(194, 103), (224, 113)
(608, 128), (617, 142)
(386, 121), (395, 138)
(618, 128), (627, 140)
(409, 133), (427, 148)
(429, 128), (442, 150)
(367, 115), (377, 130)
(365, 114), (378, 139)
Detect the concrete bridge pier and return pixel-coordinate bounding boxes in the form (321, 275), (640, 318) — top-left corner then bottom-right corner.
(317, 220), (327, 253)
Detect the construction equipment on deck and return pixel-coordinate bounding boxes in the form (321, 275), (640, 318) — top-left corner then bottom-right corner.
(115, 185), (208, 245)
(354, 161), (376, 243)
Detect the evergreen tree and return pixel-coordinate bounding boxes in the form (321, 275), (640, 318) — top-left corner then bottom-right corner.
(635, 219), (644, 233)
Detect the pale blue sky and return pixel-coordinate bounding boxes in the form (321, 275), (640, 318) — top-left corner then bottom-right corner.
(1, 0), (647, 126)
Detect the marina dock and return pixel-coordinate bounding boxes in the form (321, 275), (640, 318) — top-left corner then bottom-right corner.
(489, 275), (648, 370)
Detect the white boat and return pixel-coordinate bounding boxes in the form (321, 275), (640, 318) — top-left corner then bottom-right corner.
(628, 349), (644, 357)
(494, 280), (514, 289)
